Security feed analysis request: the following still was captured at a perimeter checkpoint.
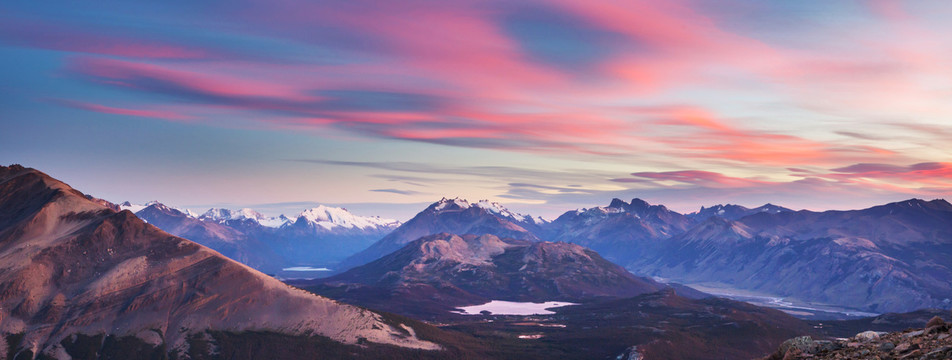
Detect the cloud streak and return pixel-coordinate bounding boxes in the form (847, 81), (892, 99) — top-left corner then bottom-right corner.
(6, 0), (952, 215)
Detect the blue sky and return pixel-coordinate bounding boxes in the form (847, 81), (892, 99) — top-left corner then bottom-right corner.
(3, 0), (952, 220)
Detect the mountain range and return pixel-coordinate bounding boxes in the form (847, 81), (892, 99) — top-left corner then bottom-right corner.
(126, 191), (952, 315)
(0, 164), (824, 359)
(0, 165), (441, 358)
(304, 196), (951, 315)
(631, 198), (952, 313)
(122, 201), (399, 273)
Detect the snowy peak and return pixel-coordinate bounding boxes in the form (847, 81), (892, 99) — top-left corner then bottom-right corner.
(200, 207), (236, 221)
(118, 201), (147, 214)
(132, 201), (199, 218)
(429, 197), (472, 211)
(294, 205), (400, 230)
(426, 198), (548, 224)
(199, 207), (289, 228)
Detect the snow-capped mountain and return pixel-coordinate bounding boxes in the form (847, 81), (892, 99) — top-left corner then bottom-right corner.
(292, 205), (400, 231)
(123, 202), (401, 272)
(335, 197), (542, 272)
(120, 200), (198, 218)
(200, 207), (291, 228)
(472, 199), (550, 225)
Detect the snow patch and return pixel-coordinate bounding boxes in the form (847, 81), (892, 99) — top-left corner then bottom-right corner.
(433, 198), (546, 224)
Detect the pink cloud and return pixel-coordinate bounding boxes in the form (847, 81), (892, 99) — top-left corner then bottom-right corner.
(618, 170), (771, 188)
(825, 162), (952, 186)
(54, 99), (194, 121)
(69, 57), (317, 103)
(0, 18), (209, 59)
(45, 0), (944, 189)
(640, 106), (896, 166)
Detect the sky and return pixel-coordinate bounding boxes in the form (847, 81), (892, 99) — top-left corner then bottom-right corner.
(2, 0), (952, 220)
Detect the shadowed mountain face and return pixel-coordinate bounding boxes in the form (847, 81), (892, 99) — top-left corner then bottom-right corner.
(688, 203), (792, 222)
(540, 198), (695, 265)
(335, 199), (542, 272)
(629, 199), (952, 313)
(301, 233), (669, 319)
(0, 165), (440, 357)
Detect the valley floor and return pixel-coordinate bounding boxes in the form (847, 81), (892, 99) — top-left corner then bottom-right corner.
(680, 282), (879, 320)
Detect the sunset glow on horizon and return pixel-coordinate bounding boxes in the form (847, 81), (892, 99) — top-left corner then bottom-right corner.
(2, 0), (952, 219)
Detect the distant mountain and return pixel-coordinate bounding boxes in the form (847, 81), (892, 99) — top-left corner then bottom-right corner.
(199, 207), (291, 228)
(127, 201), (281, 271)
(0, 165), (438, 358)
(688, 203), (792, 221)
(630, 199), (952, 313)
(126, 202), (399, 272)
(335, 198), (542, 272)
(307, 233), (666, 318)
(540, 198), (695, 264)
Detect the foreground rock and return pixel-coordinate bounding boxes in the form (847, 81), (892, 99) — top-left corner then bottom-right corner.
(766, 316), (952, 359)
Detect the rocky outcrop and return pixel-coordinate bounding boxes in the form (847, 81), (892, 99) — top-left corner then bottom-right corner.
(766, 315), (952, 359)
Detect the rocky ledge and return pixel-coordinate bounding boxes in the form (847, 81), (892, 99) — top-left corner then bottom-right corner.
(766, 316), (952, 360)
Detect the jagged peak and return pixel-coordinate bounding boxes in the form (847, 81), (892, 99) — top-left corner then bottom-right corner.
(608, 198), (629, 209)
(428, 197), (472, 211)
(574, 197), (668, 216)
(629, 197), (652, 210)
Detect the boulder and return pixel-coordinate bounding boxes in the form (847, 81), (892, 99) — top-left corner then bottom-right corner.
(926, 316), (946, 328)
(855, 330), (880, 342)
(779, 336), (818, 355)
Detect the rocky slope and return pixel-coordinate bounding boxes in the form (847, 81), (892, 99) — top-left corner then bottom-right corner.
(335, 198), (541, 272)
(766, 316), (952, 360)
(301, 233), (667, 319)
(0, 165), (439, 358)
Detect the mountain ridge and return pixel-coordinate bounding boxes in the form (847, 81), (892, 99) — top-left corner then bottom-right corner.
(335, 198), (542, 272)
(0, 165), (440, 356)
